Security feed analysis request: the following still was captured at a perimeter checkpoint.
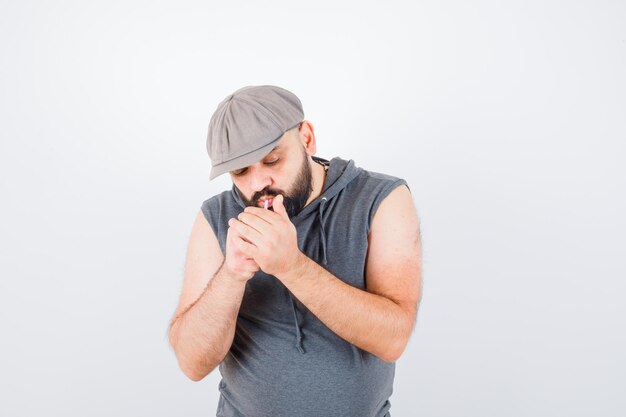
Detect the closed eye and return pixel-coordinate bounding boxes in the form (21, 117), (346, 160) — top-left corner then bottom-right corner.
(231, 158), (280, 176)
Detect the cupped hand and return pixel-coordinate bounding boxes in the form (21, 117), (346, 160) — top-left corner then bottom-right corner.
(227, 194), (302, 278)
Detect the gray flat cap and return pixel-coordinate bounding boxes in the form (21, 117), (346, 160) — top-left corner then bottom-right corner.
(206, 85), (304, 180)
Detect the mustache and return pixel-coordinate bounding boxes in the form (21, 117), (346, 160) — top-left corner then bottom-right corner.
(251, 188), (284, 202)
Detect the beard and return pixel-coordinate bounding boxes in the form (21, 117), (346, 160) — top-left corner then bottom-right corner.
(236, 147), (314, 218)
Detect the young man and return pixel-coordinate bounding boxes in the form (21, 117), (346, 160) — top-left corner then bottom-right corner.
(168, 85), (422, 417)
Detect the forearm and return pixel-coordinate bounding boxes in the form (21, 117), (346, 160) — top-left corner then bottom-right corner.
(168, 264), (247, 380)
(277, 253), (414, 362)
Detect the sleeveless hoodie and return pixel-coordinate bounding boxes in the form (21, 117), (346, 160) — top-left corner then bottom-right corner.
(200, 156), (409, 417)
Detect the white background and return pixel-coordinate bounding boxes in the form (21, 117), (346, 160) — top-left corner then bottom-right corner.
(1, 1), (625, 416)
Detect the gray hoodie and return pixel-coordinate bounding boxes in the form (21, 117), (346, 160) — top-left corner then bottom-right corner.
(201, 156), (409, 417)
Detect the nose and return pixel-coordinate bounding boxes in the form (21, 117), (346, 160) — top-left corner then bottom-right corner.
(249, 169), (272, 194)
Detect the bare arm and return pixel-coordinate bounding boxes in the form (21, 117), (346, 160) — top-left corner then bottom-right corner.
(168, 264), (246, 380)
(168, 210), (258, 381)
(230, 186), (422, 362)
(278, 186), (422, 362)
(278, 254), (416, 362)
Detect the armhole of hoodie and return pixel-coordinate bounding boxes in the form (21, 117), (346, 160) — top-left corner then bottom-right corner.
(367, 178), (410, 235)
(200, 198), (220, 240)
(200, 199), (211, 225)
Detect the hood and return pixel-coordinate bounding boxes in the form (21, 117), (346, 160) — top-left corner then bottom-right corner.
(230, 156), (362, 354)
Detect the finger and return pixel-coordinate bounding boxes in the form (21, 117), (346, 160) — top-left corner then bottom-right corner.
(272, 194), (289, 218)
(237, 211), (273, 236)
(237, 237), (259, 259)
(230, 229), (259, 259)
(229, 218), (264, 246)
(227, 222), (261, 263)
(243, 206), (281, 225)
(240, 257), (260, 270)
(227, 221), (253, 245)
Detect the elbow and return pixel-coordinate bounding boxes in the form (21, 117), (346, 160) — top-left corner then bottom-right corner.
(177, 352), (222, 382)
(178, 356), (218, 382)
(378, 334), (411, 363)
(379, 308), (417, 362)
(377, 353), (397, 363)
(182, 365), (210, 382)
(169, 331), (217, 382)
(377, 347), (404, 363)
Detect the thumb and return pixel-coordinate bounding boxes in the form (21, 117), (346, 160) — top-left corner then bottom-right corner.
(273, 194), (288, 217)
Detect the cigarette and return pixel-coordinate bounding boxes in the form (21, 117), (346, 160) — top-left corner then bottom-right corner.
(264, 200), (269, 209)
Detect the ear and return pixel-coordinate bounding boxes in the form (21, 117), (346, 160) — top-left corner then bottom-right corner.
(297, 120), (317, 156)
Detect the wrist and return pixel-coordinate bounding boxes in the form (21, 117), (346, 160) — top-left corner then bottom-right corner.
(217, 263), (253, 287)
(276, 250), (309, 284)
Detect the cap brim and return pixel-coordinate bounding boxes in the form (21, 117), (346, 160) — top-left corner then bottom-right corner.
(209, 136), (282, 180)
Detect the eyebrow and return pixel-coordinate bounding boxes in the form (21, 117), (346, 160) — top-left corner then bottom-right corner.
(232, 144), (282, 174)
(268, 144), (281, 153)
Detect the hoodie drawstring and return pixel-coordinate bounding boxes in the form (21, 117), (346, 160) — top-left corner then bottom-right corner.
(318, 197), (328, 265)
(290, 195), (329, 354)
(290, 298), (306, 354)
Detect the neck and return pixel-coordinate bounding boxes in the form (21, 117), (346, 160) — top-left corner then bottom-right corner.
(305, 158), (326, 206)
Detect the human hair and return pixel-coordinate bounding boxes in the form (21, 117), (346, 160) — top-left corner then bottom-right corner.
(290, 121), (304, 137)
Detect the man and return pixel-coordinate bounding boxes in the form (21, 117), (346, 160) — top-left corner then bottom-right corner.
(168, 85), (422, 417)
